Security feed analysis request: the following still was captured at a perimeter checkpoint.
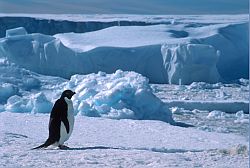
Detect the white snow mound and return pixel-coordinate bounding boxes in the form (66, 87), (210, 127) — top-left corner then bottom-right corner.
(67, 70), (174, 123)
(5, 93), (52, 113)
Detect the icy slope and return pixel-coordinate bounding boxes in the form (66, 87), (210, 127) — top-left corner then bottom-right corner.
(0, 112), (248, 168)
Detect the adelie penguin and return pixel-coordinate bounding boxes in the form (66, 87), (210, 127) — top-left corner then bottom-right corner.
(33, 90), (76, 149)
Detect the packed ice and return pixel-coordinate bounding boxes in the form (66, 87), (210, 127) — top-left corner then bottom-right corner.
(66, 70), (174, 122)
(0, 68), (174, 123)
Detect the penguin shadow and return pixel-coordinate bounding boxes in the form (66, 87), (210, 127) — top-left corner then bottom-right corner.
(62, 146), (122, 151)
(172, 121), (195, 128)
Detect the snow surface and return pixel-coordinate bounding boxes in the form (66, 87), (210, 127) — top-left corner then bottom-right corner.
(0, 15), (248, 84)
(0, 112), (248, 168)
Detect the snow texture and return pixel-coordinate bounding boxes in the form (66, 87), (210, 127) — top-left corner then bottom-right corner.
(67, 70), (174, 123)
(0, 112), (248, 168)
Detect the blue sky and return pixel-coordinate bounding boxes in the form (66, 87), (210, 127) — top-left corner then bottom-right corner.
(0, 0), (248, 14)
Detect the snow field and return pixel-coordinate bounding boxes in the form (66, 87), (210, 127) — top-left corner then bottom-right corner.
(0, 112), (248, 168)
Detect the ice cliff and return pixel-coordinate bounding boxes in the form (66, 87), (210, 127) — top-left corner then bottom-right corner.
(0, 16), (248, 84)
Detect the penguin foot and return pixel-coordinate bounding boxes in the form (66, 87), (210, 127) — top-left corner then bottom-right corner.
(58, 144), (70, 149)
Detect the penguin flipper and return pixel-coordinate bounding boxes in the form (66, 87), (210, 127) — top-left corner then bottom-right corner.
(61, 114), (70, 134)
(32, 138), (56, 150)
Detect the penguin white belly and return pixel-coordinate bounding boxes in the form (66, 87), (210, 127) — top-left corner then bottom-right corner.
(59, 98), (74, 145)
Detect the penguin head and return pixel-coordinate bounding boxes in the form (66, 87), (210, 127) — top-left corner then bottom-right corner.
(61, 90), (76, 99)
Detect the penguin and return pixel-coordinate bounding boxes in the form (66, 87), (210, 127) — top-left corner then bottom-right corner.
(33, 90), (76, 149)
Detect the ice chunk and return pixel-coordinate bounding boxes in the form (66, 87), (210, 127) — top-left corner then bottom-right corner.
(0, 83), (19, 103)
(235, 110), (244, 119)
(188, 82), (222, 90)
(67, 70), (174, 123)
(5, 95), (28, 113)
(22, 77), (41, 90)
(6, 27), (27, 37)
(28, 93), (53, 114)
(207, 110), (226, 119)
(234, 110), (249, 124)
(5, 92), (53, 113)
(170, 107), (182, 114)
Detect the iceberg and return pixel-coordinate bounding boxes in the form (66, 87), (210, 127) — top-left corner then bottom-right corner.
(0, 15), (248, 84)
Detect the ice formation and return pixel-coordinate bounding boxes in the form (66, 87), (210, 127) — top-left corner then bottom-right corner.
(161, 44), (220, 84)
(67, 70), (174, 123)
(234, 110), (249, 124)
(207, 110), (226, 119)
(0, 15), (248, 84)
(5, 93), (52, 113)
(6, 27), (27, 37)
(0, 69), (174, 123)
(0, 83), (19, 103)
